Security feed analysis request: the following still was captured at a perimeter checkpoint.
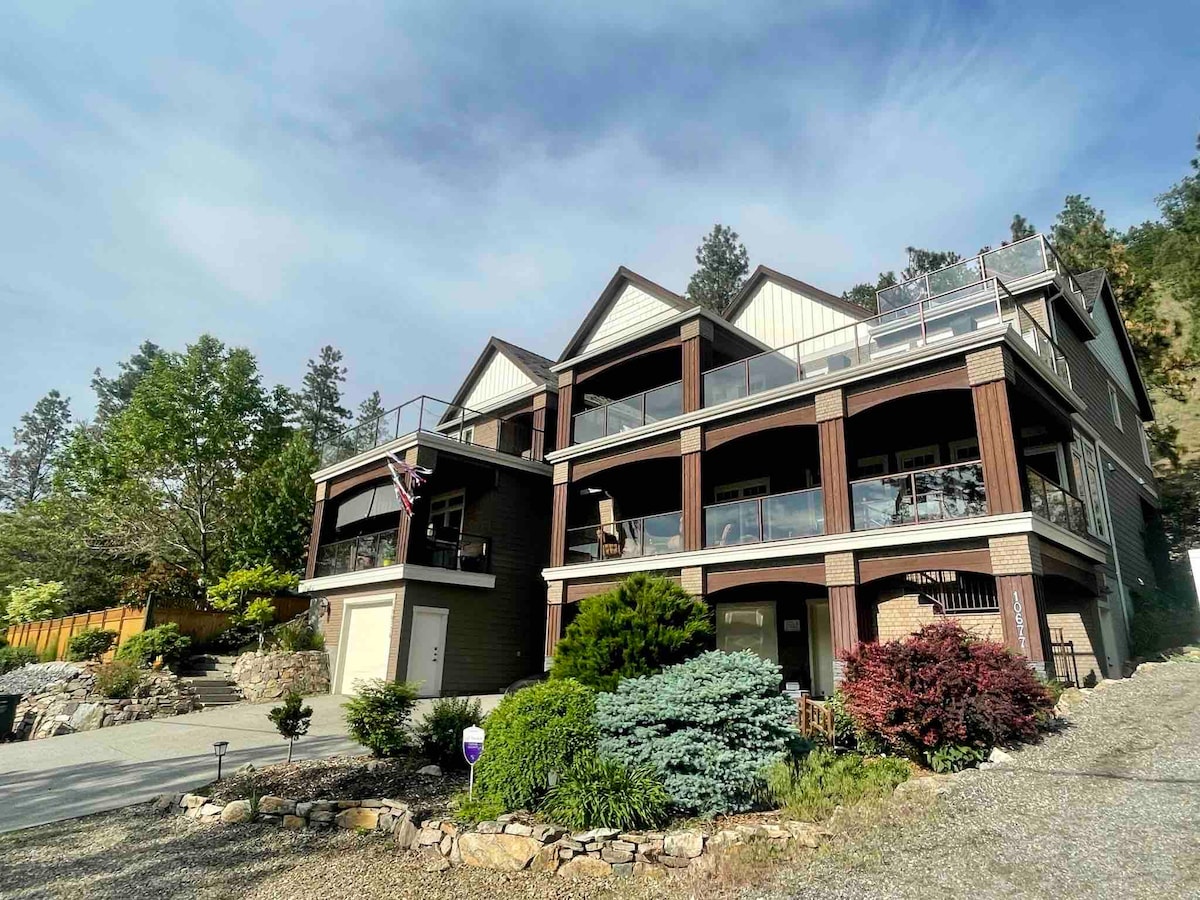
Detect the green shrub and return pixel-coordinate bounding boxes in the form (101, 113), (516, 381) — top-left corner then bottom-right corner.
(0, 645), (37, 674)
(37, 644), (58, 662)
(825, 690), (886, 755)
(268, 691), (313, 762)
(596, 650), (801, 817)
(66, 629), (119, 662)
(452, 793), (506, 824)
(95, 661), (143, 699)
(474, 679), (598, 812)
(926, 744), (989, 774)
(763, 749), (910, 821)
(273, 618), (324, 652)
(114, 623), (191, 668)
(417, 696), (484, 770)
(4, 579), (67, 625)
(550, 573), (713, 691)
(342, 679), (419, 757)
(543, 756), (671, 831)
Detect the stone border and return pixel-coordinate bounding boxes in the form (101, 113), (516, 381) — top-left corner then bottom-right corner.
(158, 793), (824, 878)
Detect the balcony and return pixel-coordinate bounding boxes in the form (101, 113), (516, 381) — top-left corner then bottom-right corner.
(573, 381), (683, 445)
(318, 395), (542, 469)
(851, 461), (987, 531)
(409, 531), (492, 573)
(314, 528), (399, 578)
(565, 511), (683, 564)
(875, 233), (1087, 316)
(1014, 308), (1071, 389)
(704, 487), (824, 548)
(1027, 468), (1089, 540)
(703, 279), (1012, 408)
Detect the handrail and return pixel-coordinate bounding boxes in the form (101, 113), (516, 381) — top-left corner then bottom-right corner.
(848, 457), (983, 487)
(850, 460), (987, 531)
(703, 486), (824, 547)
(572, 380), (683, 445)
(1027, 467), (1089, 539)
(314, 527), (399, 577)
(565, 510), (683, 562)
(412, 530), (492, 573)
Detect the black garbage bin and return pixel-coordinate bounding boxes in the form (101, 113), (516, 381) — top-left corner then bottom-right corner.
(0, 694), (20, 740)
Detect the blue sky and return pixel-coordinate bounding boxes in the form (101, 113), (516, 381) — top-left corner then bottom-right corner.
(1, 1), (1197, 435)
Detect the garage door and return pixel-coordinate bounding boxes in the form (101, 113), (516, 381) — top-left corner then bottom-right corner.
(337, 600), (394, 694)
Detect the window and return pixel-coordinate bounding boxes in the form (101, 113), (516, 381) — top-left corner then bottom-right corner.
(949, 438), (980, 463)
(896, 445), (940, 472)
(714, 478), (770, 503)
(1107, 383), (1122, 432)
(1070, 434), (1108, 541)
(1024, 443), (1066, 486)
(457, 425), (475, 445)
(1139, 426), (1153, 468)
(715, 602), (779, 663)
(427, 490), (465, 541)
(856, 455), (888, 477)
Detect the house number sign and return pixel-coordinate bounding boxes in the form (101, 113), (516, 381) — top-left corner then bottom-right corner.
(1010, 590), (1027, 650)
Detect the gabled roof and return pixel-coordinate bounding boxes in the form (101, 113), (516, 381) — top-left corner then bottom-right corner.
(1076, 268), (1155, 420)
(448, 336), (556, 413)
(723, 265), (871, 323)
(558, 267), (691, 362)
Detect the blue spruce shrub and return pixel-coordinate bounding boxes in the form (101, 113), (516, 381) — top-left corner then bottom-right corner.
(595, 650), (801, 817)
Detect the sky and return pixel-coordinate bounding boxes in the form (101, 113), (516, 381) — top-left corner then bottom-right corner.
(1, 0), (1197, 436)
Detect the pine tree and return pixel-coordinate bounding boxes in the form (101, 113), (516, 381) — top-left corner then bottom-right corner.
(686, 224), (750, 312)
(294, 346), (351, 448)
(0, 390), (72, 508)
(1010, 214), (1036, 242)
(91, 341), (163, 424)
(357, 390), (386, 424)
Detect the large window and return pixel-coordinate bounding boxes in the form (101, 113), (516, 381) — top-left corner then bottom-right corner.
(715, 602), (779, 663)
(1071, 434), (1108, 541)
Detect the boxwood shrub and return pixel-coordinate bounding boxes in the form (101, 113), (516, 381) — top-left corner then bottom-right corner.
(596, 650), (801, 817)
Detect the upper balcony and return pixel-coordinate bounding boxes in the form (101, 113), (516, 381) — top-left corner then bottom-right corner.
(318, 395), (544, 471)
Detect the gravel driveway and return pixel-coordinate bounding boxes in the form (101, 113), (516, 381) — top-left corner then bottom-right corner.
(752, 654), (1200, 900)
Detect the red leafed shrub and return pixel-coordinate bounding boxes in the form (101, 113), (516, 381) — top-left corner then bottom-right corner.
(840, 622), (1054, 756)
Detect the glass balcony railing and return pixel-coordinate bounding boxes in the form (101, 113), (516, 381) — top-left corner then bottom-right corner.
(1027, 468), (1089, 539)
(703, 279), (1012, 408)
(318, 395), (543, 468)
(1015, 307), (1072, 389)
(876, 234), (1088, 316)
(409, 531), (492, 573)
(314, 528), (399, 578)
(704, 487), (824, 548)
(565, 511), (683, 563)
(572, 381), (683, 445)
(851, 461), (987, 531)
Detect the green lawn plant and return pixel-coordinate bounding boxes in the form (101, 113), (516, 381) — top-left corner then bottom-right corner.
(342, 679), (418, 757)
(268, 691), (313, 762)
(762, 748), (910, 821)
(542, 756), (671, 831)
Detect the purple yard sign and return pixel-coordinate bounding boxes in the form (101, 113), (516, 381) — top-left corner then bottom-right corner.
(462, 726), (485, 796)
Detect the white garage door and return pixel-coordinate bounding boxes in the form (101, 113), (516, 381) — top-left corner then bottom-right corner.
(337, 599), (393, 694)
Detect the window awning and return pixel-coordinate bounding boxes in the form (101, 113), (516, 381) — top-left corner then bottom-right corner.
(335, 483), (401, 529)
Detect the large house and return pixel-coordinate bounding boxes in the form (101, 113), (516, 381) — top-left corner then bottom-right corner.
(302, 233), (1163, 696)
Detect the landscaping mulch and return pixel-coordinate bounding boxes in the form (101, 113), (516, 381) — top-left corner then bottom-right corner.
(205, 755), (467, 811)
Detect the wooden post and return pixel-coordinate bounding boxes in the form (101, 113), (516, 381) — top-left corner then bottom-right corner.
(681, 427), (703, 551)
(968, 347), (1023, 515)
(816, 389), (851, 534)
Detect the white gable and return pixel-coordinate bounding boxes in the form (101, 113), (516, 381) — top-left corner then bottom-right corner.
(463, 350), (537, 411)
(731, 279), (862, 350)
(582, 283), (681, 354)
(1087, 295), (1137, 400)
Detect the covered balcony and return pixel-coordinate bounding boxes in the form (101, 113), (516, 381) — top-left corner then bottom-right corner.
(565, 457), (682, 563)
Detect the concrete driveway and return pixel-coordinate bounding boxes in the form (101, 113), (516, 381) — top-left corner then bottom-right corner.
(0, 693), (501, 834)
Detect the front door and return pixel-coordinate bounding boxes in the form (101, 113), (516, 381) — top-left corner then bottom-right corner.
(808, 599), (834, 699)
(407, 606), (449, 697)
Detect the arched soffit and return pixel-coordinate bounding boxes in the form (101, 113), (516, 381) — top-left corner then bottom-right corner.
(846, 366), (970, 418)
(327, 464), (390, 502)
(858, 548), (993, 585)
(706, 562), (826, 594)
(704, 404), (816, 452)
(574, 335), (681, 387)
(571, 437), (680, 482)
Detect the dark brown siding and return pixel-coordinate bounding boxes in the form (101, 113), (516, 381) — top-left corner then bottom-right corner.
(682, 451), (702, 550)
(996, 573), (1046, 662)
(707, 563), (825, 592)
(846, 365), (970, 417)
(704, 403), (816, 451)
(818, 418), (850, 533)
(571, 437), (680, 482)
(829, 585), (859, 656)
(305, 499), (325, 579)
(973, 380), (1022, 514)
(682, 335), (701, 413)
(858, 547), (992, 583)
(550, 481), (568, 567)
(556, 379), (574, 448)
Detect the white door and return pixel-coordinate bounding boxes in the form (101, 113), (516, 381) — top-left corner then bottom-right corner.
(337, 599), (394, 694)
(407, 606), (449, 698)
(808, 599), (834, 699)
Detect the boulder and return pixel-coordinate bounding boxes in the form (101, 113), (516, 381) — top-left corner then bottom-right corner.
(987, 747), (1013, 766)
(664, 831), (704, 859)
(335, 807), (380, 830)
(282, 815), (306, 830)
(558, 855), (613, 878)
(503, 822), (533, 836)
(457, 833), (542, 871)
(220, 801), (253, 824)
(529, 843), (561, 874)
(417, 764), (443, 777)
(259, 796), (295, 815)
(394, 816), (419, 848)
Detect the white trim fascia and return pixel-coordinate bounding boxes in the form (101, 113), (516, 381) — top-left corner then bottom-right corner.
(443, 385), (546, 426)
(547, 326), (1016, 465)
(300, 563), (496, 594)
(543, 512), (1108, 582)
(551, 307), (771, 374)
(312, 430), (552, 483)
(1069, 416), (1158, 500)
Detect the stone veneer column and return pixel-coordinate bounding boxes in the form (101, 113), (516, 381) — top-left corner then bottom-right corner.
(968, 346), (1023, 515)
(680, 318), (714, 413)
(544, 581), (564, 670)
(816, 389), (851, 534)
(989, 534), (1047, 672)
(550, 462), (570, 567)
(825, 551), (859, 681)
(681, 426), (703, 551)
(680, 566), (705, 599)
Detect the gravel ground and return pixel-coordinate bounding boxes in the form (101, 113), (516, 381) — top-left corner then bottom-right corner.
(751, 653), (1200, 900)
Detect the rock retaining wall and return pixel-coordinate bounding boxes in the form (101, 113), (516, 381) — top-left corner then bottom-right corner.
(9, 663), (198, 741)
(159, 793), (823, 878)
(231, 650), (329, 702)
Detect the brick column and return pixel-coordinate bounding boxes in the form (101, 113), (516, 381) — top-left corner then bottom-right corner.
(968, 347), (1023, 515)
(305, 482), (327, 579)
(550, 463), (570, 567)
(825, 551), (859, 681)
(544, 581), (564, 669)
(681, 426), (703, 551)
(680, 318), (713, 413)
(556, 370), (575, 449)
(989, 535), (1047, 672)
(680, 566), (705, 599)
(816, 389), (851, 533)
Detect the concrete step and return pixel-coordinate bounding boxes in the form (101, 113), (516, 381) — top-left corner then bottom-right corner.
(183, 673), (243, 708)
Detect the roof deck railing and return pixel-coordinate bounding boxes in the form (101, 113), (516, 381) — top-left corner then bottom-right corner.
(317, 395), (541, 469)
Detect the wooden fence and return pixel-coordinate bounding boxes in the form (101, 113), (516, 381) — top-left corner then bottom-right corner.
(1, 596), (312, 661)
